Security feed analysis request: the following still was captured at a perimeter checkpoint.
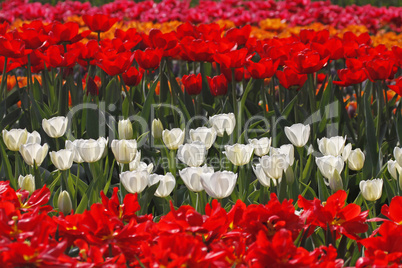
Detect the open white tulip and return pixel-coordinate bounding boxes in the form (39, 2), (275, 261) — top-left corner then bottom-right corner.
(248, 137), (271, 157)
(65, 140), (84, 163)
(224, 144), (254, 166)
(177, 142), (207, 167)
(315, 155), (344, 179)
(2, 128), (28, 151)
(260, 154), (289, 180)
(26, 131), (41, 144)
(75, 139), (106, 163)
(189, 127), (217, 149)
(98, 137), (109, 158)
(152, 119), (163, 139)
(42, 116), (68, 138)
(388, 160), (402, 180)
(179, 165), (214, 192)
(118, 119), (133, 140)
(209, 113), (236, 137)
(162, 128), (185, 150)
(50, 149), (74, 170)
(201, 171), (237, 199)
(271, 144), (294, 166)
(58, 190), (73, 215)
(120, 170), (149, 193)
(359, 179), (383, 201)
(111, 139), (137, 164)
(18, 174), (35, 194)
(348, 148), (365, 171)
(328, 169), (343, 192)
(19, 143), (49, 166)
(128, 150), (141, 170)
(253, 163), (276, 187)
(394, 147), (402, 167)
(342, 143), (352, 162)
(149, 173), (176, 198)
(284, 123), (310, 147)
(317, 136), (346, 157)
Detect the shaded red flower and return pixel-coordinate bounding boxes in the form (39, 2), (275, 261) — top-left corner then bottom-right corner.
(364, 58), (394, 82)
(96, 50), (134, 76)
(134, 48), (163, 70)
(83, 14), (119, 33)
(214, 48), (248, 69)
(114, 28), (142, 51)
(207, 74), (228, 96)
(180, 38), (216, 62)
(221, 65), (250, 82)
(48, 21), (90, 45)
(38, 45), (80, 68)
(246, 57), (278, 79)
(276, 66), (307, 90)
(0, 36), (28, 58)
(182, 73), (202, 95)
(333, 68), (367, 87)
(70, 40), (100, 67)
(286, 48), (329, 74)
(225, 24), (251, 46)
(381, 195), (402, 224)
(122, 66), (143, 87)
(0, 56), (20, 73)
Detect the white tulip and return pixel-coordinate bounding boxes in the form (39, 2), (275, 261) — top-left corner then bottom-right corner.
(342, 143), (352, 162)
(388, 160), (402, 180)
(75, 139), (106, 163)
(328, 169), (343, 192)
(260, 154), (289, 180)
(177, 142), (207, 167)
(248, 137), (271, 157)
(118, 119), (133, 140)
(253, 163), (276, 187)
(128, 150), (141, 170)
(26, 131), (41, 144)
(179, 165), (214, 192)
(284, 123), (310, 147)
(359, 179), (383, 201)
(394, 147), (402, 167)
(189, 127), (217, 149)
(18, 174), (35, 194)
(97, 137), (109, 158)
(348, 148), (365, 171)
(317, 136), (346, 157)
(315, 155), (344, 179)
(111, 139), (137, 164)
(152, 119), (163, 139)
(149, 173), (176, 198)
(271, 144), (294, 166)
(2, 128), (28, 151)
(42, 116), (68, 138)
(19, 143), (49, 166)
(209, 113), (236, 137)
(49, 149), (74, 170)
(120, 170), (149, 193)
(162, 128), (185, 150)
(65, 140), (84, 163)
(201, 171), (237, 199)
(224, 143), (254, 166)
(58, 190), (73, 215)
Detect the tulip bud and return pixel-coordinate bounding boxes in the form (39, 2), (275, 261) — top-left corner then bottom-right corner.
(347, 148), (365, 171)
(26, 131), (41, 144)
(65, 140), (84, 163)
(58, 190), (73, 215)
(359, 179), (383, 201)
(19, 143), (49, 166)
(111, 139), (137, 164)
(284, 123), (310, 147)
(189, 127), (217, 150)
(315, 155), (344, 179)
(177, 142), (207, 167)
(248, 137), (271, 157)
(118, 119), (133, 140)
(328, 169), (343, 192)
(342, 143), (352, 162)
(75, 139), (106, 163)
(148, 173), (176, 198)
(162, 128), (185, 150)
(49, 149), (74, 170)
(201, 171), (237, 199)
(120, 170), (149, 193)
(260, 154), (289, 180)
(394, 147), (402, 167)
(209, 113), (236, 137)
(18, 174), (35, 194)
(179, 165), (214, 192)
(253, 164), (276, 187)
(128, 150), (141, 170)
(152, 119), (163, 139)
(42, 116), (68, 138)
(224, 144), (254, 166)
(317, 136), (346, 157)
(2, 129), (28, 151)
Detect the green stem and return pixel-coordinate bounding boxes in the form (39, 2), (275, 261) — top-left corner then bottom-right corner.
(231, 68), (238, 142)
(0, 57), (8, 101)
(297, 147), (304, 181)
(74, 164), (80, 209)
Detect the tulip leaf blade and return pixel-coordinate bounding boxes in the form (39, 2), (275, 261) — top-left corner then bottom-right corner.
(76, 193), (89, 214)
(140, 74), (160, 124)
(363, 86), (379, 177)
(0, 140), (16, 189)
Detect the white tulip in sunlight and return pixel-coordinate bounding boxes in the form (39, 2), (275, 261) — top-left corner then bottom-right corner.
(260, 154), (289, 180)
(42, 116), (68, 138)
(209, 113), (236, 137)
(111, 139), (137, 164)
(248, 137), (271, 157)
(347, 148), (365, 171)
(394, 147), (402, 166)
(162, 128), (185, 150)
(131, 159), (154, 173)
(189, 127), (217, 149)
(19, 143), (49, 166)
(118, 119), (133, 140)
(177, 141), (207, 167)
(26, 131), (41, 144)
(179, 165), (214, 192)
(2, 128), (28, 151)
(359, 179), (383, 201)
(341, 143), (352, 162)
(58, 190), (73, 215)
(315, 155), (344, 179)
(328, 169), (343, 192)
(49, 149), (74, 171)
(284, 123), (310, 147)
(128, 150), (141, 170)
(253, 163), (277, 187)
(75, 139), (106, 163)
(317, 136), (347, 157)
(120, 170), (149, 193)
(224, 143), (254, 166)
(65, 140), (84, 163)
(271, 144), (294, 166)
(388, 160), (402, 180)
(18, 174), (35, 194)
(201, 171), (237, 199)
(152, 119), (163, 139)
(148, 173), (176, 198)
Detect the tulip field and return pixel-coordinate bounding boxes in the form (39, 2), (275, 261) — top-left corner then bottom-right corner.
(1, 0), (402, 266)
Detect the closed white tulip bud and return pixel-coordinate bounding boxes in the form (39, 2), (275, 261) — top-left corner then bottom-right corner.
(120, 170), (149, 193)
(58, 190), (73, 215)
(209, 113), (236, 137)
(128, 150), (141, 170)
(111, 139), (137, 164)
(152, 119), (163, 139)
(26, 131), (41, 144)
(328, 169), (343, 192)
(179, 165), (214, 192)
(201, 171), (237, 199)
(224, 144), (254, 166)
(315, 155), (344, 179)
(189, 127), (217, 149)
(118, 119), (133, 140)
(18, 174), (35, 194)
(19, 143), (49, 166)
(177, 142), (207, 167)
(387, 160), (402, 180)
(284, 123), (310, 147)
(49, 149), (74, 170)
(2, 129), (28, 151)
(75, 139), (106, 163)
(253, 163), (276, 187)
(394, 147), (402, 167)
(65, 140), (84, 163)
(348, 148), (365, 171)
(359, 179), (383, 201)
(248, 137), (271, 157)
(271, 144), (294, 166)
(342, 143), (352, 162)
(42, 116), (68, 138)
(317, 136), (346, 157)
(149, 173), (176, 198)
(162, 128), (185, 150)
(260, 154), (289, 180)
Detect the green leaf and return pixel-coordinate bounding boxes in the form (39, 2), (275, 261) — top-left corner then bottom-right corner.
(0, 140), (15, 188)
(76, 193), (89, 214)
(363, 85), (379, 177)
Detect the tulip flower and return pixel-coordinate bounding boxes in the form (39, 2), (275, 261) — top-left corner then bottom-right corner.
(260, 154), (289, 180)
(111, 139), (138, 164)
(364, 58), (394, 82)
(128, 150), (141, 171)
(394, 147), (402, 167)
(388, 77), (402, 96)
(152, 119), (163, 139)
(315, 155), (344, 179)
(342, 143), (352, 162)
(177, 142), (207, 167)
(42, 116), (68, 138)
(131, 161), (154, 173)
(179, 165), (214, 192)
(209, 113), (236, 137)
(253, 163), (277, 187)
(207, 74), (228, 97)
(388, 160), (402, 180)
(82, 14), (119, 33)
(98, 137), (109, 158)
(134, 48), (163, 70)
(359, 179), (383, 201)
(189, 127), (217, 149)
(118, 119), (133, 140)
(122, 66), (142, 86)
(317, 136), (347, 157)
(284, 123), (310, 147)
(201, 171), (237, 199)
(149, 173), (176, 198)
(276, 66), (308, 90)
(120, 170), (149, 194)
(96, 50), (134, 76)
(58, 190), (73, 215)
(65, 140), (84, 164)
(328, 169), (343, 192)
(49, 149), (74, 171)
(347, 148), (365, 171)
(182, 73), (202, 95)
(286, 48), (329, 74)
(26, 131), (41, 144)
(48, 21), (90, 45)
(333, 68), (367, 87)
(19, 143), (49, 166)
(224, 143), (254, 166)
(246, 57), (279, 80)
(18, 174), (35, 194)
(75, 139), (106, 163)
(225, 24), (251, 46)
(162, 128), (185, 150)
(2, 128), (28, 151)
(248, 137), (271, 157)
(213, 48), (248, 69)
(271, 144), (295, 166)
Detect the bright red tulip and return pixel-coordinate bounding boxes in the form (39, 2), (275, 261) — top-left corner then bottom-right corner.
(364, 58), (394, 82)
(182, 73), (202, 95)
(225, 24), (251, 46)
(286, 48), (329, 74)
(96, 50), (134, 76)
(276, 66), (307, 90)
(214, 48), (248, 69)
(207, 74), (228, 96)
(0, 36), (27, 58)
(48, 21), (90, 45)
(134, 48), (163, 70)
(333, 68), (367, 87)
(38, 45), (80, 68)
(246, 57), (278, 79)
(82, 14), (119, 33)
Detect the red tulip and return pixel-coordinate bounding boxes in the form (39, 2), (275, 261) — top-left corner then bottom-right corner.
(182, 73), (202, 95)
(48, 21), (90, 45)
(214, 48), (248, 69)
(276, 66), (307, 90)
(221, 65), (250, 82)
(38, 45), (79, 68)
(114, 28), (142, 51)
(286, 48), (329, 74)
(333, 68), (367, 87)
(122, 66), (143, 87)
(96, 50), (134, 76)
(207, 74), (228, 96)
(246, 57), (278, 79)
(0, 36), (27, 58)
(134, 48), (163, 70)
(71, 40), (101, 67)
(82, 14), (119, 33)
(180, 38), (216, 62)
(225, 24), (251, 46)
(388, 77), (402, 96)
(0, 56), (20, 73)
(364, 58), (394, 82)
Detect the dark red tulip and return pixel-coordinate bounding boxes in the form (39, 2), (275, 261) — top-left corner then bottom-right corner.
(207, 74), (228, 96)
(82, 14), (119, 33)
(122, 66), (143, 87)
(276, 66), (307, 90)
(182, 73), (202, 95)
(134, 48), (163, 70)
(96, 50), (134, 76)
(0, 56), (20, 73)
(364, 58), (394, 82)
(221, 65), (250, 82)
(246, 57), (278, 79)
